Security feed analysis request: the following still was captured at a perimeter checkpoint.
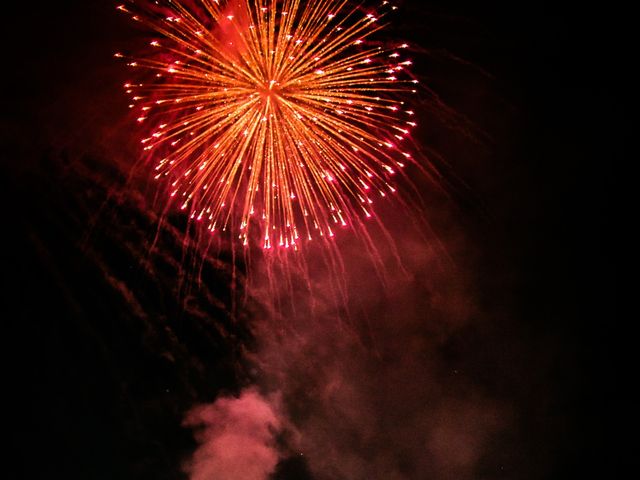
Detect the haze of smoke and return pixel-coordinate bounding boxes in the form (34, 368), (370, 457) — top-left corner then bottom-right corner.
(244, 229), (510, 480)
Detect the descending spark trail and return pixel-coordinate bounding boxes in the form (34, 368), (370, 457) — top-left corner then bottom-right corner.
(117, 0), (419, 251)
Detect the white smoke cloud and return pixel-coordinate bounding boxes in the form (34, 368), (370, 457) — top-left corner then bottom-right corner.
(183, 389), (283, 480)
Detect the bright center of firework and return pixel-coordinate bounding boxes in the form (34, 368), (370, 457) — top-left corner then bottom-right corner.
(120, 0), (418, 250)
(258, 80), (280, 101)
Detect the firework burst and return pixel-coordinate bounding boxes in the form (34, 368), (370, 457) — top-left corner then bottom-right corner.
(117, 0), (418, 250)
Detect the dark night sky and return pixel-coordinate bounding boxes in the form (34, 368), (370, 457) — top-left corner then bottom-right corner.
(2, 1), (617, 479)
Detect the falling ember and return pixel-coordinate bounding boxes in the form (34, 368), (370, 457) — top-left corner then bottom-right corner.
(118, 0), (419, 250)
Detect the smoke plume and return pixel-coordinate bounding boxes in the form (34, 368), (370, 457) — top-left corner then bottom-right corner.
(183, 389), (284, 480)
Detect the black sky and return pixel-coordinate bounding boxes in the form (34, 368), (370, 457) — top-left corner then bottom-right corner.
(2, 1), (617, 479)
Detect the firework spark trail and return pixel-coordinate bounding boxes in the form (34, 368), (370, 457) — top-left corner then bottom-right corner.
(117, 0), (419, 251)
